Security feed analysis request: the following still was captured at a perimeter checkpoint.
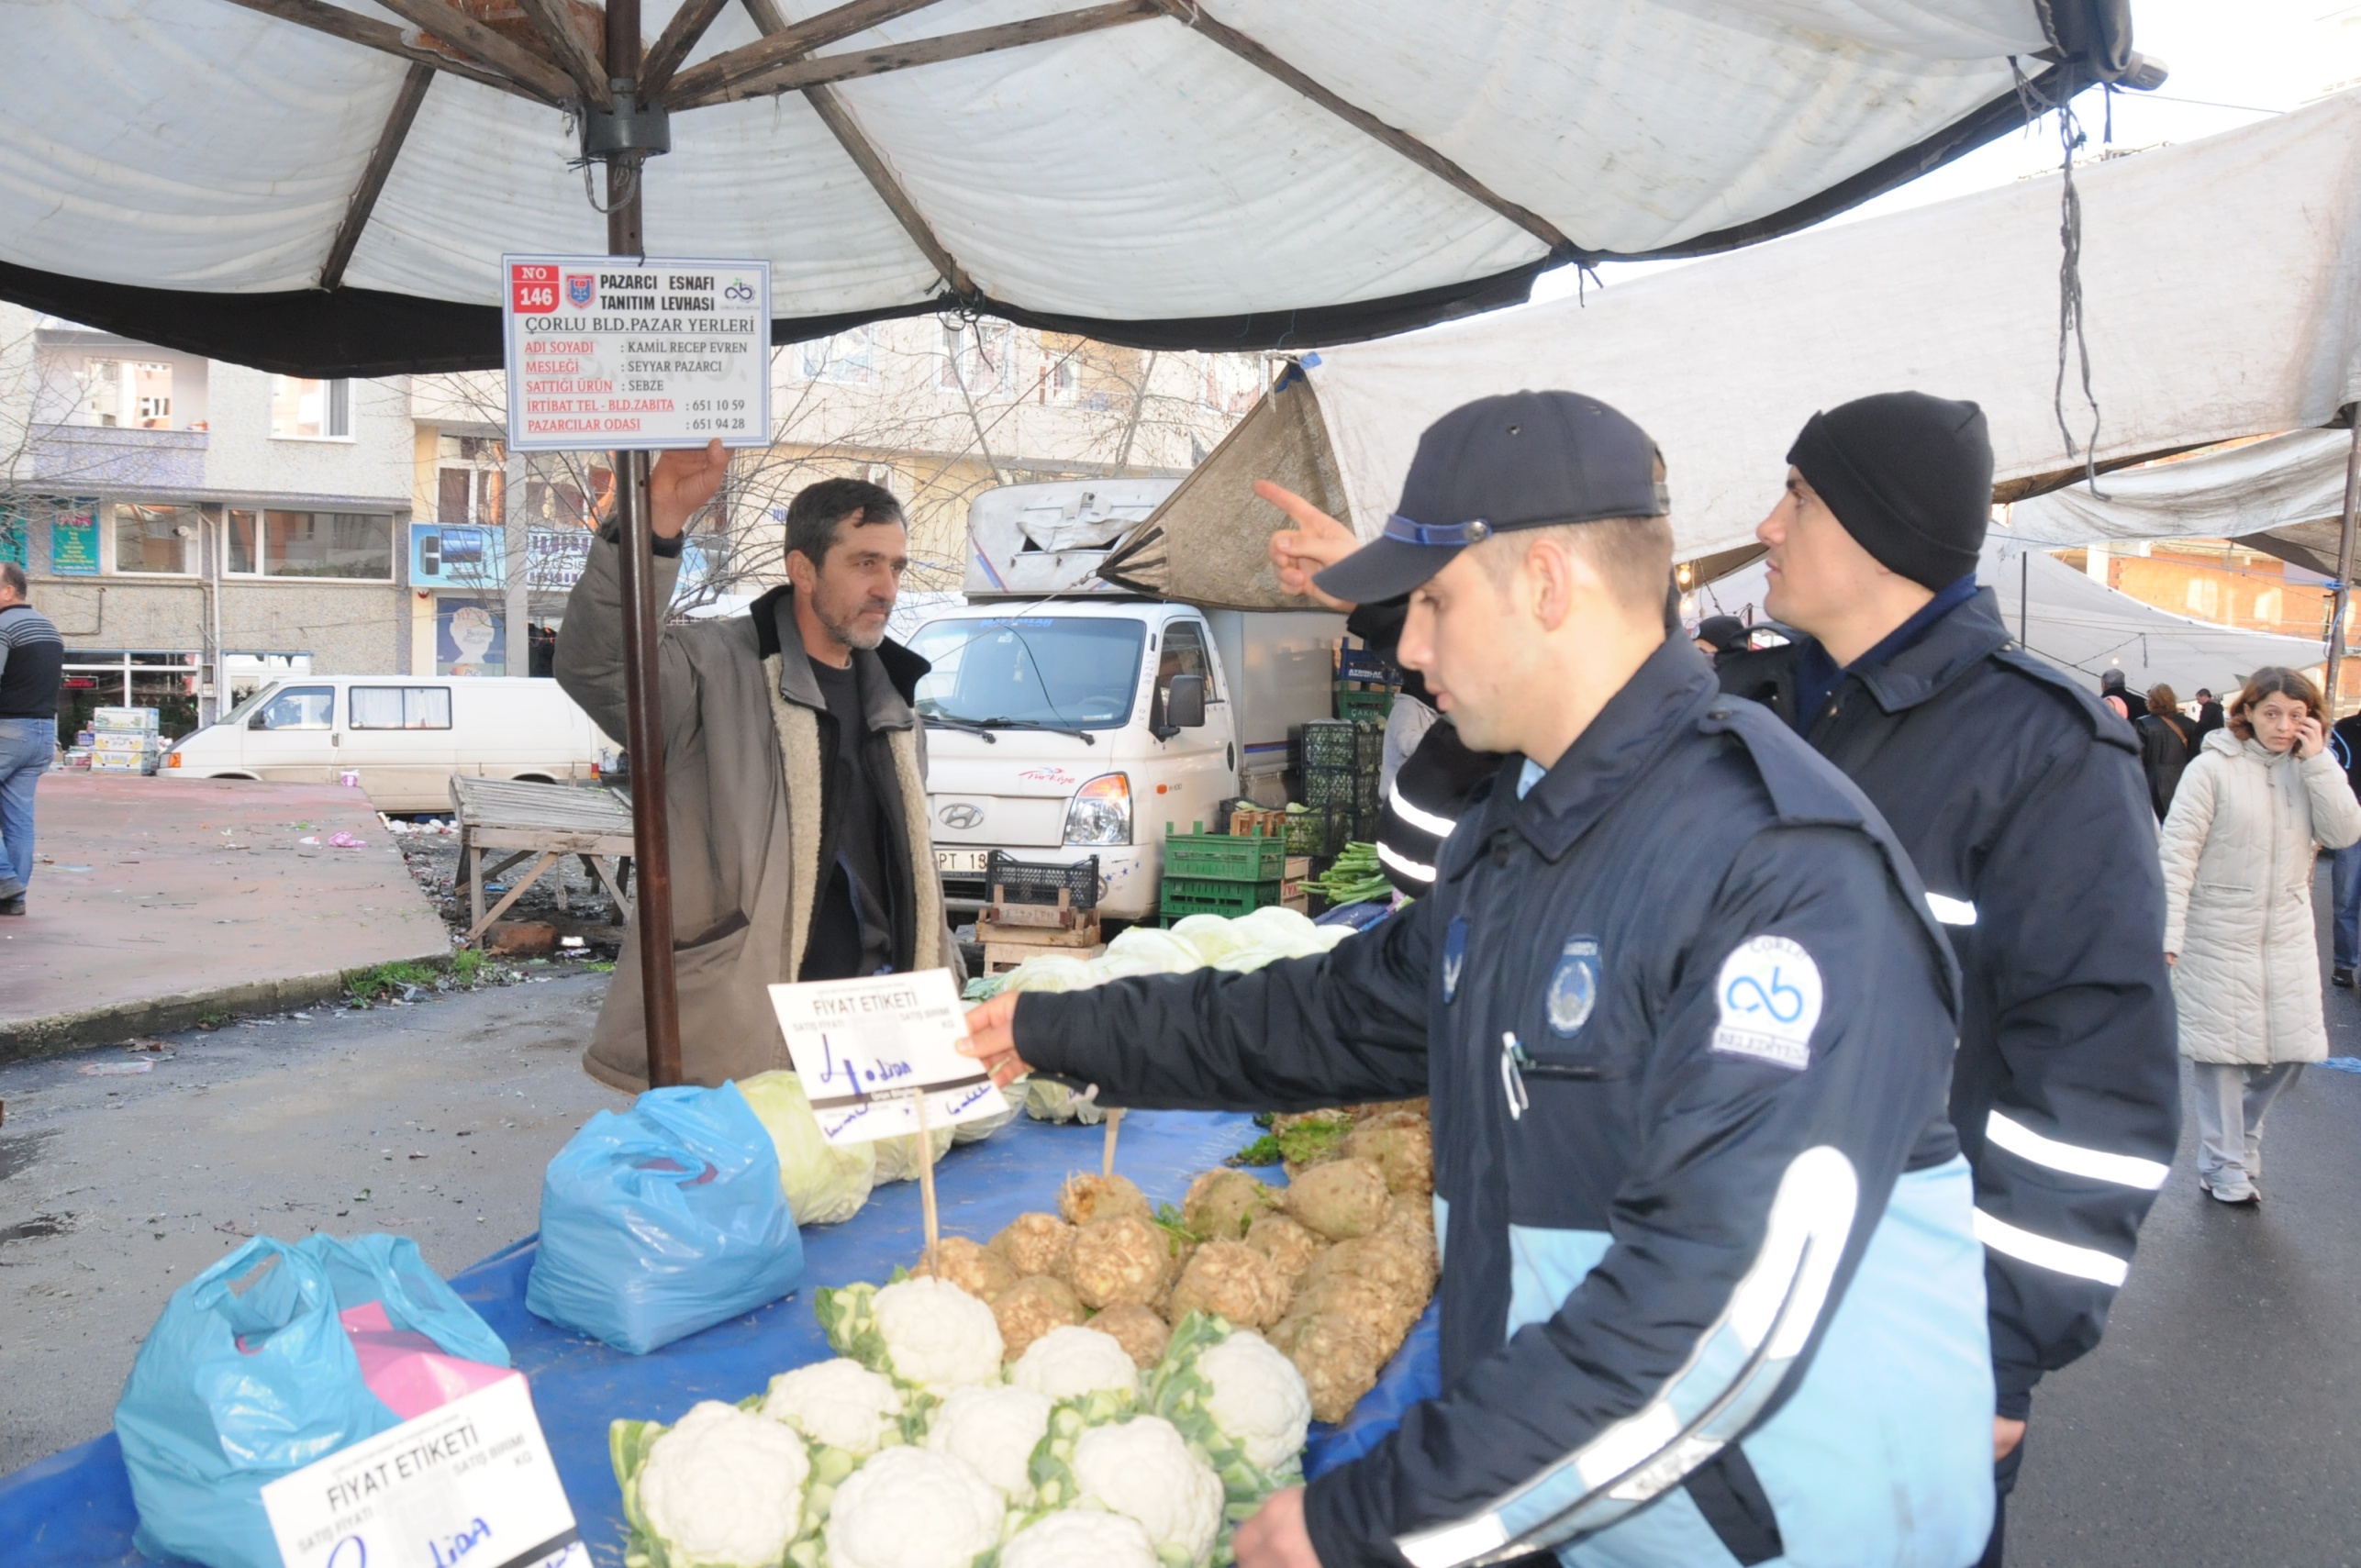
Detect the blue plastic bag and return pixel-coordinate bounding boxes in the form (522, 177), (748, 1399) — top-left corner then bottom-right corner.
(114, 1233), (510, 1568)
(526, 1081), (805, 1353)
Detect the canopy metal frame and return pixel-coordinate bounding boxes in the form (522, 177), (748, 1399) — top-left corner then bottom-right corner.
(0, 0), (2142, 376)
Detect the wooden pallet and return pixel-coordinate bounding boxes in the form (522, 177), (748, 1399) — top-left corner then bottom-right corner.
(450, 775), (637, 945)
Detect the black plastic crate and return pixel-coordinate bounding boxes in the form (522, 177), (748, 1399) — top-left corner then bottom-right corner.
(1298, 719), (1384, 772)
(986, 851), (1100, 911)
(1286, 805), (1350, 858)
(1337, 645), (1399, 686)
(1302, 764), (1379, 813)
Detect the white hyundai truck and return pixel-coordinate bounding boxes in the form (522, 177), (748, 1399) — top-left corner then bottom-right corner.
(907, 478), (1345, 925)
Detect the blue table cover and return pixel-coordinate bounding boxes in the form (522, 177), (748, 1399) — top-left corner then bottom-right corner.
(1, 1108), (1440, 1567)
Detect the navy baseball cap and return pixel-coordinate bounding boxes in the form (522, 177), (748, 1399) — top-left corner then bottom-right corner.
(1314, 390), (1668, 606)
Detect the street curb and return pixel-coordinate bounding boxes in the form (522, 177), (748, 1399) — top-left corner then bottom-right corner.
(0, 950), (453, 1064)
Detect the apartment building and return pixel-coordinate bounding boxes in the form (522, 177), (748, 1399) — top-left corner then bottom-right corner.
(0, 306), (414, 738)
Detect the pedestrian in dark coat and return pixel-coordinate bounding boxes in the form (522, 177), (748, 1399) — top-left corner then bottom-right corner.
(978, 392), (1993, 1568)
(2100, 668), (2149, 720)
(2192, 687), (2225, 743)
(1716, 391), (2177, 1568)
(2136, 683), (2196, 819)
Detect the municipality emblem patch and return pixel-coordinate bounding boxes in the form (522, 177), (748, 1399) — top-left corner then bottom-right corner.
(566, 272), (596, 308)
(1546, 937), (1600, 1035)
(1710, 934), (1823, 1071)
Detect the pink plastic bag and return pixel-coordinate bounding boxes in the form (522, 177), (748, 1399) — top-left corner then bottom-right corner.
(339, 1301), (514, 1419)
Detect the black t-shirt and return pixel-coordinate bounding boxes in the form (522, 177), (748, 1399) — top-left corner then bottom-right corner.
(803, 655), (896, 979)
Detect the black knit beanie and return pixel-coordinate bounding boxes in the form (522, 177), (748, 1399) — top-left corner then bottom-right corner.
(1786, 392), (1993, 590)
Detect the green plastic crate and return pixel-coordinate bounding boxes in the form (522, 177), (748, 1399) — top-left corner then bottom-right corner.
(1163, 824), (1292, 882)
(1335, 688), (1395, 724)
(1162, 874), (1286, 920)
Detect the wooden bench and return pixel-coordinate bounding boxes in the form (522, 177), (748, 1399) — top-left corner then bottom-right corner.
(450, 775), (636, 945)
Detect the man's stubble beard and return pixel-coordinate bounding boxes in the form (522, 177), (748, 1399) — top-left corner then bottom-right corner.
(814, 576), (893, 653)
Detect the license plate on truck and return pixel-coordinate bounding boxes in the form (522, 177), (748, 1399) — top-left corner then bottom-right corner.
(936, 850), (990, 873)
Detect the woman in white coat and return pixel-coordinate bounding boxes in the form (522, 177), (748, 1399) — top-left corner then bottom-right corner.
(2160, 667), (2361, 1204)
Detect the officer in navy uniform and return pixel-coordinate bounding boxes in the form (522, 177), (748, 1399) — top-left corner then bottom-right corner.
(964, 392), (1995, 1568)
(1716, 392), (2177, 1568)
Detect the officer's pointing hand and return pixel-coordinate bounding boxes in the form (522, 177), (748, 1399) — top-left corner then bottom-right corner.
(649, 437), (729, 539)
(957, 992), (1032, 1088)
(1259, 481), (1360, 613)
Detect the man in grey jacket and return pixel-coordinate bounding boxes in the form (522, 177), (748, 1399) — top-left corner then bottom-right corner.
(556, 440), (960, 1091)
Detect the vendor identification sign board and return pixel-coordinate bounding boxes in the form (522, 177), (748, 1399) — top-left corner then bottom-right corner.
(769, 969), (1006, 1145)
(501, 254), (769, 452)
(261, 1373), (586, 1568)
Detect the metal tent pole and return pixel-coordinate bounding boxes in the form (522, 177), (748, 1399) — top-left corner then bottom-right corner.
(606, 0), (682, 1088)
(2332, 412), (2361, 717)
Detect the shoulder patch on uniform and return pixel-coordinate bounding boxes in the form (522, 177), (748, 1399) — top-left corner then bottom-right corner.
(1990, 646), (2140, 754)
(1710, 935), (1822, 1071)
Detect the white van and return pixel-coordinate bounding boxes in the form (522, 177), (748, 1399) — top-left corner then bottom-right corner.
(163, 676), (617, 812)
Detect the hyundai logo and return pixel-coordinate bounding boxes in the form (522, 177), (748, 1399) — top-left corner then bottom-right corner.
(938, 803), (985, 830)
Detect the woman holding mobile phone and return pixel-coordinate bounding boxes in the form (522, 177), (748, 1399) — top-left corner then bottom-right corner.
(2160, 667), (2361, 1204)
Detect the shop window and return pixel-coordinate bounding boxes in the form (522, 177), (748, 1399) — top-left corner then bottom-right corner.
(799, 327), (878, 384)
(940, 321), (1015, 393)
(228, 510), (393, 579)
(270, 376), (351, 439)
(253, 684), (334, 729)
(349, 685), (453, 730)
(112, 503), (200, 574)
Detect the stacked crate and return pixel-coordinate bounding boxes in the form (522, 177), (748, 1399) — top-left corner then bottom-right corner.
(89, 706), (161, 774)
(1297, 718), (1384, 845)
(1335, 643), (1399, 725)
(1160, 822), (1291, 921)
(977, 852), (1103, 973)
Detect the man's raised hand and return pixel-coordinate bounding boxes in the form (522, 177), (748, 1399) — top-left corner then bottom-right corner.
(1260, 481), (1361, 612)
(649, 438), (729, 539)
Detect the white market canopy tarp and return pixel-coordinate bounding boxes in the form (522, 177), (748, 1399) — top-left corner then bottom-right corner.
(1697, 539), (2326, 695)
(2006, 428), (2354, 547)
(1153, 86), (2361, 576)
(0, 0), (2141, 374)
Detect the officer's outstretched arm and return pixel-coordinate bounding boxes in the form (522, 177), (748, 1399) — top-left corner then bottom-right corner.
(1008, 895), (1437, 1111)
(1306, 828), (1968, 1568)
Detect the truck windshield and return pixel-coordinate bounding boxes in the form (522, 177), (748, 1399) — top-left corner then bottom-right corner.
(907, 617), (1146, 730)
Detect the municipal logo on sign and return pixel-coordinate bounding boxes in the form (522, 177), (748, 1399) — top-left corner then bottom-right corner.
(1709, 934), (1822, 1071)
(566, 272), (596, 308)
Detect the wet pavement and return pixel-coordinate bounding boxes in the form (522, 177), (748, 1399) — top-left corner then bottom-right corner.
(2009, 862), (2361, 1567)
(0, 970), (622, 1473)
(0, 775), (449, 1058)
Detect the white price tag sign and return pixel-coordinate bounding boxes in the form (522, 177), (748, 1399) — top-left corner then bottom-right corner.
(261, 1373), (585, 1568)
(767, 969), (1006, 1146)
(501, 254), (770, 452)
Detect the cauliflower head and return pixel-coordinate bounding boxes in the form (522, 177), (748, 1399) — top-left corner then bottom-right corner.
(1010, 1325), (1140, 1404)
(1196, 1331), (1311, 1473)
(1069, 1416), (1224, 1568)
(633, 1400), (814, 1568)
(999, 1509), (1159, 1568)
(924, 1383), (1054, 1498)
(819, 1276), (1005, 1393)
(1145, 1314), (1312, 1510)
(823, 1445), (1006, 1568)
(762, 1357), (905, 1458)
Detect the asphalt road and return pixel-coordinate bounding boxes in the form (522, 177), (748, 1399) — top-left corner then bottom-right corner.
(0, 971), (621, 1474)
(2010, 864), (2361, 1568)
